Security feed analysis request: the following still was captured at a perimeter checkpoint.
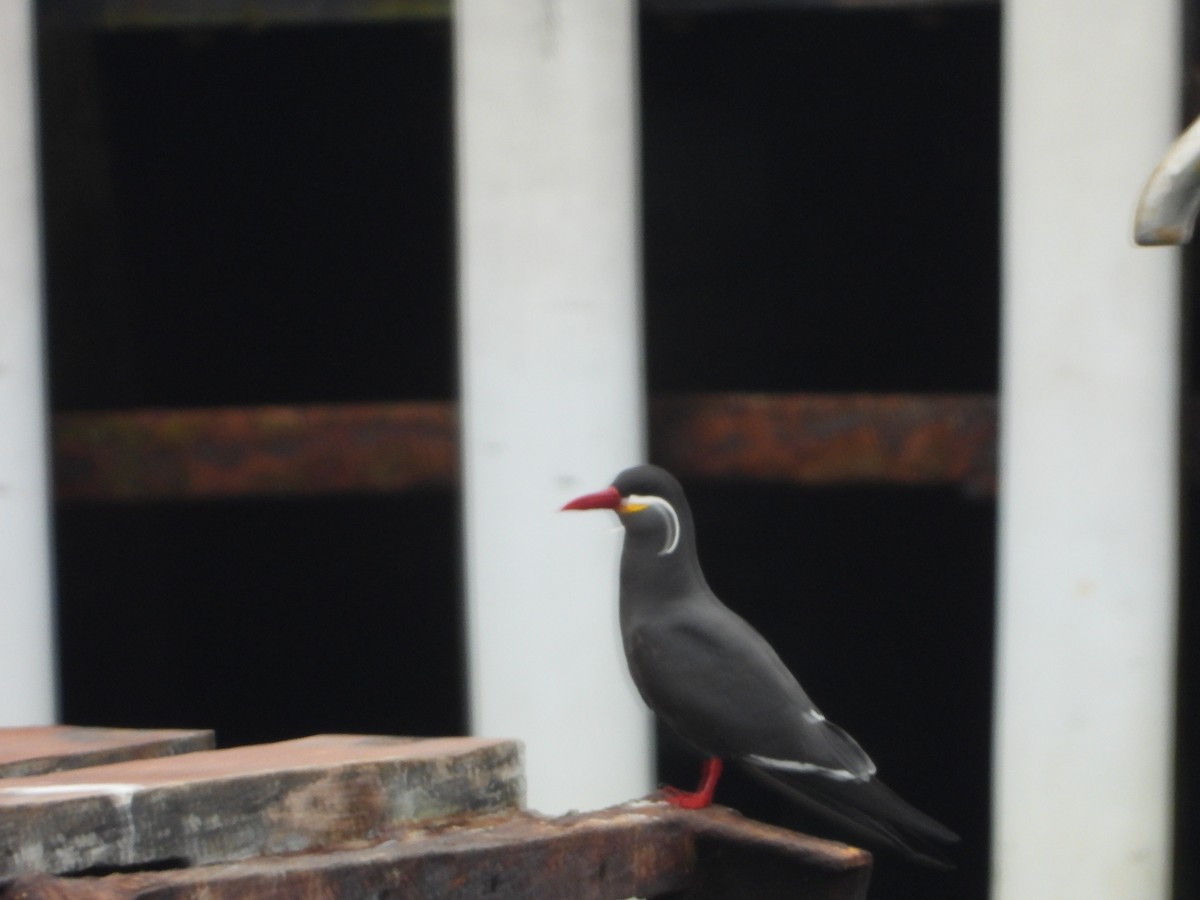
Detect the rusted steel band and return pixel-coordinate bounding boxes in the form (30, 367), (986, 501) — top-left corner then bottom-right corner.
(39, 0), (450, 29)
(39, 0), (994, 30)
(52, 402), (459, 501)
(51, 394), (997, 501)
(652, 392), (997, 494)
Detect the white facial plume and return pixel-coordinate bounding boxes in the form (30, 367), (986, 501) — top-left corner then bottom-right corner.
(626, 494), (681, 556)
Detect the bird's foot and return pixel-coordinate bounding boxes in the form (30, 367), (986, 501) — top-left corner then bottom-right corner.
(659, 757), (723, 809)
(660, 784), (714, 809)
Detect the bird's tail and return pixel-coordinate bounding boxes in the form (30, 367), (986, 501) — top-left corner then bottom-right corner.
(742, 763), (960, 869)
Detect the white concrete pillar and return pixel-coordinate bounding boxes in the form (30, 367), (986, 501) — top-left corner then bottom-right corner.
(454, 2), (652, 812)
(996, 1), (1180, 897)
(0, 1), (56, 725)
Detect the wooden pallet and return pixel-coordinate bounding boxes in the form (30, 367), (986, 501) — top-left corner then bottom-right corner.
(0, 726), (871, 899)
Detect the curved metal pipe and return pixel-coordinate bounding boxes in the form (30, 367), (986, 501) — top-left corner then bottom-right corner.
(1135, 113), (1200, 245)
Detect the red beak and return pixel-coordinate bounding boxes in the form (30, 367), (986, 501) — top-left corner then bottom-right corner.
(561, 486), (622, 511)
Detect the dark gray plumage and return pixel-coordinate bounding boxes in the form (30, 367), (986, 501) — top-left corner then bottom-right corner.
(563, 463), (958, 868)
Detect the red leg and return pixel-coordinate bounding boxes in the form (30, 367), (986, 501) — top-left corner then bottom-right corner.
(661, 757), (723, 809)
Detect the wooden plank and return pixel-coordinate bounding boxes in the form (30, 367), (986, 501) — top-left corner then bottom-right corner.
(0, 804), (870, 900)
(681, 806), (872, 899)
(0, 735), (523, 881)
(51, 394), (998, 501)
(0, 727), (213, 780)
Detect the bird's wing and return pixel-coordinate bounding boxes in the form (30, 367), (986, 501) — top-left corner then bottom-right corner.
(745, 765), (960, 869)
(626, 597), (959, 868)
(626, 599), (875, 779)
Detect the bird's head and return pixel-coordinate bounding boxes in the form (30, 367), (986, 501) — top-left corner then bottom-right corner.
(561, 464), (691, 558)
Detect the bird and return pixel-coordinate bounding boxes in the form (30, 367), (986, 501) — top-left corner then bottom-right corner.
(561, 463), (959, 868)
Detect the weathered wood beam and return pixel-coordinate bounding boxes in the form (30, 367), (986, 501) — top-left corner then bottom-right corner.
(51, 394), (998, 501)
(0, 734), (523, 881)
(0, 804), (871, 900)
(0, 727), (213, 780)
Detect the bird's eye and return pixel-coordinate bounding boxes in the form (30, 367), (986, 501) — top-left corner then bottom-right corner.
(625, 494), (680, 556)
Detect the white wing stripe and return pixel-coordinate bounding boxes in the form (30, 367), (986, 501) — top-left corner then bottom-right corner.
(746, 753), (871, 782)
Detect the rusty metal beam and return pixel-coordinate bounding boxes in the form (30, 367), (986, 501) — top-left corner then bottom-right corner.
(51, 394), (998, 502)
(0, 804), (871, 900)
(39, 0), (449, 29)
(645, 0), (994, 10)
(653, 392), (998, 494)
(38, 0), (994, 29)
(52, 402), (458, 501)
